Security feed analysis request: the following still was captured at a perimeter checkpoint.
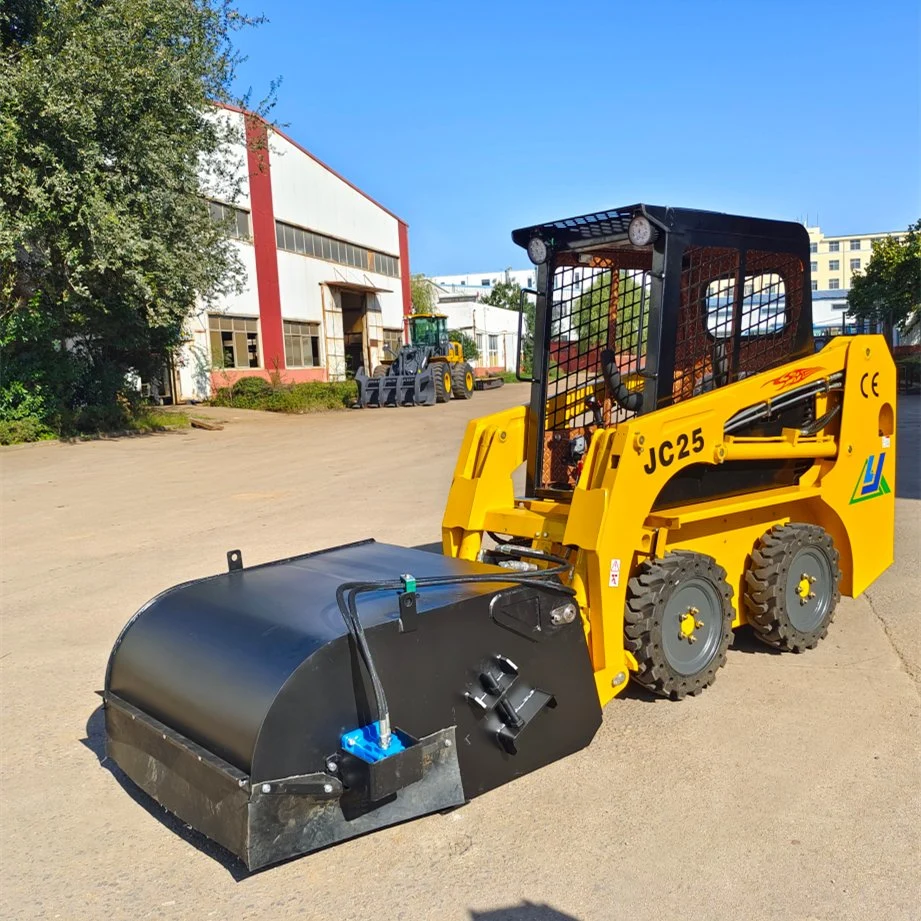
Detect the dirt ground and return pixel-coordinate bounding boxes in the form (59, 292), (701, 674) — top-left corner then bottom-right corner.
(1, 387), (919, 921)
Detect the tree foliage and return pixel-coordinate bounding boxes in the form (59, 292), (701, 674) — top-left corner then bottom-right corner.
(847, 221), (921, 340)
(410, 273), (437, 314)
(448, 329), (479, 361)
(567, 271), (649, 355)
(0, 0), (270, 432)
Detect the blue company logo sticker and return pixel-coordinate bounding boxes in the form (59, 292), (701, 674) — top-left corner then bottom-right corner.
(849, 453), (891, 504)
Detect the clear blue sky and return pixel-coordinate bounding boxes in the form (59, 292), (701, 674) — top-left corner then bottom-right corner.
(232, 0), (919, 274)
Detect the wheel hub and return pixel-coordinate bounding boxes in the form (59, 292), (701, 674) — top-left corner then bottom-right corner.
(795, 572), (817, 605)
(677, 607), (704, 643)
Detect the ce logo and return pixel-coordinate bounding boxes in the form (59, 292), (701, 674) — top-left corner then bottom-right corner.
(860, 371), (879, 398)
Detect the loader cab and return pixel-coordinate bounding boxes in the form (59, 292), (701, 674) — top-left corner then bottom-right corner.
(410, 313), (463, 363)
(409, 314), (449, 349)
(513, 204), (814, 495)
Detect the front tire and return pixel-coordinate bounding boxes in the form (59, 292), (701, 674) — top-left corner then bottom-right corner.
(432, 364), (452, 403)
(625, 551), (734, 700)
(744, 523), (841, 652)
(451, 363), (475, 400)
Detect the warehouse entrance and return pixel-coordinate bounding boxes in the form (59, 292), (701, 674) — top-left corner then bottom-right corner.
(340, 290), (367, 375)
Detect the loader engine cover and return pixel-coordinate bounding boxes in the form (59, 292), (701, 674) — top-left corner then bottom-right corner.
(104, 540), (601, 869)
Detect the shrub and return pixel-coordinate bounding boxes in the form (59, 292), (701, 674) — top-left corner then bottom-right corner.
(209, 380), (358, 413)
(0, 417), (54, 445)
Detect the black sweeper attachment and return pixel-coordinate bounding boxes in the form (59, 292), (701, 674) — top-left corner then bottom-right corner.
(103, 540), (602, 870)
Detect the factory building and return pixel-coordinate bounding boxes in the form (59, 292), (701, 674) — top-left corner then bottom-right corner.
(173, 105), (411, 401)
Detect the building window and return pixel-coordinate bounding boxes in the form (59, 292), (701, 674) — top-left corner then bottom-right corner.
(208, 201), (250, 240)
(382, 328), (403, 355)
(283, 321), (321, 368)
(481, 278), (491, 286)
(811, 280), (818, 291)
(527, 277), (533, 288)
(275, 220), (399, 277)
(809, 242), (818, 254)
(850, 258), (861, 271)
(487, 334), (500, 367)
(209, 315), (260, 368)
(829, 279), (840, 289)
(850, 239), (861, 250)
(810, 261), (818, 272)
(476, 333), (486, 358)
(828, 241), (840, 253)
(828, 259), (839, 271)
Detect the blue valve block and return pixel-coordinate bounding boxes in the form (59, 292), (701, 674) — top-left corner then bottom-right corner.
(341, 722), (410, 764)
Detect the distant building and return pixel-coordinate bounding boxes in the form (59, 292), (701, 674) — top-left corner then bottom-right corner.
(431, 268), (537, 294)
(806, 225), (900, 292)
(437, 301), (521, 374)
(171, 104), (412, 402)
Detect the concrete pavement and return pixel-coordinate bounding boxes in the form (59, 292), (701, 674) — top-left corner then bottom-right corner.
(1, 389), (918, 921)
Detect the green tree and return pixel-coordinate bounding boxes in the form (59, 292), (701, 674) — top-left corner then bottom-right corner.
(481, 275), (532, 374)
(847, 221), (921, 345)
(410, 273), (437, 314)
(568, 271), (649, 356)
(448, 329), (479, 361)
(0, 0), (271, 433)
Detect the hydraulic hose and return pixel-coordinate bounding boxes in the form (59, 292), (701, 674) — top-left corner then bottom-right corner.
(600, 349), (643, 412)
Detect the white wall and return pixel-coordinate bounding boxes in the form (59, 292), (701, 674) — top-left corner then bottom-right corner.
(269, 132), (400, 257)
(439, 303), (521, 371)
(276, 251), (403, 328)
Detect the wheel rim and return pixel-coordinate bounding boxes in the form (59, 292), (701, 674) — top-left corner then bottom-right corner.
(465, 371), (474, 391)
(444, 371), (451, 392)
(785, 546), (834, 631)
(661, 577), (724, 676)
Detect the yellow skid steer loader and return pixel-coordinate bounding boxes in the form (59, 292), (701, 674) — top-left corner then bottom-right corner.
(103, 204), (895, 869)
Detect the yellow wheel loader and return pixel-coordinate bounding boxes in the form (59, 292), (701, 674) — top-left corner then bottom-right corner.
(355, 313), (477, 406)
(103, 204), (896, 869)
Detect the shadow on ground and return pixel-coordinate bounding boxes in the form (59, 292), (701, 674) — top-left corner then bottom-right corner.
(470, 904), (581, 921)
(81, 705), (251, 881)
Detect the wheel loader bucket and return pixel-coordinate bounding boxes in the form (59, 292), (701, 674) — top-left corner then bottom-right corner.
(355, 368), (436, 407)
(104, 540), (601, 869)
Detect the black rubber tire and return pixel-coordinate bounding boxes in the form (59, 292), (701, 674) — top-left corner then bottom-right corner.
(744, 523), (841, 653)
(371, 365), (387, 378)
(624, 551), (734, 700)
(451, 363), (475, 400)
(432, 364), (452, 403)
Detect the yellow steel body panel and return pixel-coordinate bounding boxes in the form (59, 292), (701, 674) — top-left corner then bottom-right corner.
(441, 336), (896, 707)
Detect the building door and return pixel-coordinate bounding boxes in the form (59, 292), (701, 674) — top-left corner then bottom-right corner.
(340, 290), (367, 374)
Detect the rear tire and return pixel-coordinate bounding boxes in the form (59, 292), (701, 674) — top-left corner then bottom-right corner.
(624, 551), (734, 700)
(432, 364), (452, 403)
(744, 523), (841, 652)
(451, 363), (475, 400)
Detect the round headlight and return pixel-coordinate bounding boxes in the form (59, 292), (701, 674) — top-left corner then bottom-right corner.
(627, 215), (659, 247)
(527, 237), (549, 265)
